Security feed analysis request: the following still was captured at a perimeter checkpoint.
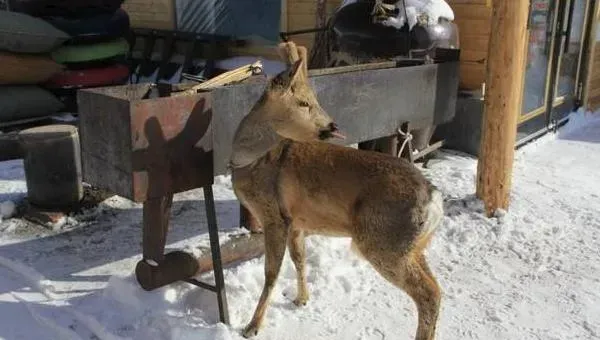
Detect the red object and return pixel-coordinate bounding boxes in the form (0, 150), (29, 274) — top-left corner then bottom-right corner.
(45, 63), (129, 89)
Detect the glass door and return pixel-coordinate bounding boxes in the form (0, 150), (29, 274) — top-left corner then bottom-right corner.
(521, 0), (558, 122)
(518, 0), (593, 140)
(551, 0), (591, 119)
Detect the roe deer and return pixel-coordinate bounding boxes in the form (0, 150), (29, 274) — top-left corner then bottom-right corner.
(230, 41), (444, 340)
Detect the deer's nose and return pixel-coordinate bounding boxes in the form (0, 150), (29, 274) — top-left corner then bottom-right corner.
(329, 122), (339, 131)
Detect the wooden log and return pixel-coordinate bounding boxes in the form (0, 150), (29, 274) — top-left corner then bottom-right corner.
(142, 195), (173, 263)
(135, 233), (264, 291)
(173, 61), (264, 96)
(136, 251), (199, 291)
(476, 0), (529, 216)
(196, 233), (264, 274)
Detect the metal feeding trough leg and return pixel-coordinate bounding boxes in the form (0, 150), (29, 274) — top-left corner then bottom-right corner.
(185, 186), (230, 324)
(134, 187), (229, 324)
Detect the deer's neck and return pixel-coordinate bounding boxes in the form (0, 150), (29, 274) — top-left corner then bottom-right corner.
(230, 114), (284, 169)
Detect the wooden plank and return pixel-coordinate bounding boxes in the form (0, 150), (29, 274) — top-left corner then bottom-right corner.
(447, 1), (493, 89)
(455, 19), (492, 36)
(452, 4), (493, 19)
(288, 14), (322, 29)
(476, 0), (529, 216)
(285, 0), (342, 30)
(121, 0), (176, 30)
(587, 84), (600, 99)
(459, 61), (486, 90)
(447, 0), (491, 5)
(460, 49), (488, 63)
(287, 1), (342, 15)
(459, 35), (490, 56)
(584, 1), (600, 110)
(589, 95), (600, 108)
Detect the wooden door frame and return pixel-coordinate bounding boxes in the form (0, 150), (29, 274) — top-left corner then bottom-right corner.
(519, 0), (563, 124)
(581, 0), (600, 108)
(520, 0), (596, 124)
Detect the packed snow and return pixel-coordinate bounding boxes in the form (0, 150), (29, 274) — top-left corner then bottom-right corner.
(0, 109), (599, 339)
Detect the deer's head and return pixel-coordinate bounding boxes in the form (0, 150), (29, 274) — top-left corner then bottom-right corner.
(262, 42), (345, 142)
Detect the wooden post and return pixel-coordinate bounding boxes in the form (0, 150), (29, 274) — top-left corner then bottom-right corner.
(476, 0), (529, 216)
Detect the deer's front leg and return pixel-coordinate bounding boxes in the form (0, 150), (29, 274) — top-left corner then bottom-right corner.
(242, 217), (289, 338)
(287, 229), (309, 306)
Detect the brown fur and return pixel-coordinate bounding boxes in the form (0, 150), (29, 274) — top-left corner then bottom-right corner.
(230, 42), (444, 340)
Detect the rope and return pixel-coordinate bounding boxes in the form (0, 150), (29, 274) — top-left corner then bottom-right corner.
(397, 126), (413, 157)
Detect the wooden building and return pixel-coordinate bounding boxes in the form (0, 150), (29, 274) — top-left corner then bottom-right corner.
(436, 0), (600, 154)
(122, 0), (600, 148)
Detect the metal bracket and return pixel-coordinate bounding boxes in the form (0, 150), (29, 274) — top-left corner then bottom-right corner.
(134, 186), (230, 324)
(198, 185), (230, 324)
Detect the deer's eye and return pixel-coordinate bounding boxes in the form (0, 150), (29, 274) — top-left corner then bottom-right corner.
(298, 100), (310, 107)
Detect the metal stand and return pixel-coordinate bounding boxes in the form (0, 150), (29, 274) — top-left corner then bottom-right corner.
(186, 186), (230, 324)
(135, 185), (229, 324)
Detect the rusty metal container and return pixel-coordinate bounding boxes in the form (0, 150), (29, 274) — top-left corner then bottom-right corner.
(77, 84), (213, 202)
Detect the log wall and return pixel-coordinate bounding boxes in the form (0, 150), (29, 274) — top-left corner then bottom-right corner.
(447, 0), (493, 91)
(282, 0), (344, 52)
(585, 1), (600, 110)
(121, 0), (176, 30)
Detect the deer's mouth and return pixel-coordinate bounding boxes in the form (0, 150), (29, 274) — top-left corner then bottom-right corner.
(319, 122), (346, 140)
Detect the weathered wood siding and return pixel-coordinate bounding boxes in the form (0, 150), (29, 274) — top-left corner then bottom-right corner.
(283, 0), (343, 52)
(447, 0), (493, 91)
(585, 1), (600, 110)
(121, 0), (177, 30)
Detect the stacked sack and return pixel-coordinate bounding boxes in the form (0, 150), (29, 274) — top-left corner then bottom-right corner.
(11, 0), (131, 112)
(0, 10), (69, 124)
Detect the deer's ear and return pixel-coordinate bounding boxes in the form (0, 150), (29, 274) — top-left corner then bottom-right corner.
(271, 59), (304, 90)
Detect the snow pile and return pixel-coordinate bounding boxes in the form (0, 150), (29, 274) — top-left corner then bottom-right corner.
(558, 107), (600, 142)
(379, 0), (455, 30)
(0, 200), (16, 219)
(0, 110), (600, 339)
(0, 159), (27, 202)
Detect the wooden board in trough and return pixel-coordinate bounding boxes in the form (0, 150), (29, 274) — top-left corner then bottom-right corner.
(212, 61), (460, 175)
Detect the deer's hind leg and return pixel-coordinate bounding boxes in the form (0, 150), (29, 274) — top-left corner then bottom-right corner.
(356, 243), (441, 340)
(242, 212), (290, 338)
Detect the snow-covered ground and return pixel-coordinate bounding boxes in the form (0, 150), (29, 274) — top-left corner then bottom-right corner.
(1, 109), (599, 340)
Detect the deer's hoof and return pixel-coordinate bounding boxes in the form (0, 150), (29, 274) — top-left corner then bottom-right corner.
(293, 296), (309, 307)
(242, 323), (260, 338)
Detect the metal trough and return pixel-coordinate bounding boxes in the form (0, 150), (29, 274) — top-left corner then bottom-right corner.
(212, 61), (459, 174)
